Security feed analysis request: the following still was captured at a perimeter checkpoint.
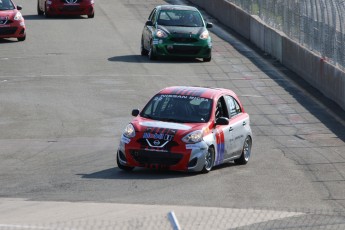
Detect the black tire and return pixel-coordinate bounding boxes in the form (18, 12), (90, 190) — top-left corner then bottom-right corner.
(117, 152), (134, 171)
(37, 1), (44, 15)
(234, 136), (252, 165)
(88, 12), (94, 18)
(17, 36), (26, 42)
(148, 42), (156, 60)
(201, 147), (215, 173)
(45, 4), (51, 18)
(203, 56), (211, 62)
(141, 39), (148, 56)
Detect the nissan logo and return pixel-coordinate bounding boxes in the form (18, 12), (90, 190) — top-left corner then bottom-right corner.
(153, 140), (160, 146)
(0, 17), (8, 25)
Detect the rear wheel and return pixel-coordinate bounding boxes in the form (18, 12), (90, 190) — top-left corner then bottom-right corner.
(234, 136), (252, 165)
(201, 147), (215, 173)
(116, 152), (134, 171)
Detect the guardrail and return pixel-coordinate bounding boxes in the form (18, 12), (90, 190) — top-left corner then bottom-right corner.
(188, 0), (345, 111)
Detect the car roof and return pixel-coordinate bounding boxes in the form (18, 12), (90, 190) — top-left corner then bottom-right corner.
(158, 5), (199, 12)
(157, 86), (236, 100)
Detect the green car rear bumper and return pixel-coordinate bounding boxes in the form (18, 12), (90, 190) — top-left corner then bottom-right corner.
(152, 38), (212, 58)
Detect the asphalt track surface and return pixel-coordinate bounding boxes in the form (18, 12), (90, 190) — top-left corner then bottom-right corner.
(0, 0), (345, 229)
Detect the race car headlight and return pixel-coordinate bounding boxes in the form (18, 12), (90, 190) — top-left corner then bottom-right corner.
(123, 124), (136, 138)
(182, 130), (203, 143)
(199, 30), (209, 40)
(47, 0), (52, 5)
(14, 12), (23, 21)
(156, 29), (168, 38)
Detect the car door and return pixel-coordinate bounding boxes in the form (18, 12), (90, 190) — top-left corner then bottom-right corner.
(224, 95), (247, 156)
(214, 96), (234, 165)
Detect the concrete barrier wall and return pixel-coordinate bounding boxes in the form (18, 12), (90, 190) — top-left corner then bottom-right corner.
(189, 0), (251, 39)
(189, 0), (345, 111)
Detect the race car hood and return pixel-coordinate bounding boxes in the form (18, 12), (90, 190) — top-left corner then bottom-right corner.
(131, 118), (210, 139)
(0, 10), (17, 21)
(158, 25), (204, 37)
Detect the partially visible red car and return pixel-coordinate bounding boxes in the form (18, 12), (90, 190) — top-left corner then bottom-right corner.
(0, 0), (26, 41)
(37, 0), (94, 18)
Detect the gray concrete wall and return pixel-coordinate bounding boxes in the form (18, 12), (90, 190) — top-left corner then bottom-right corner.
(189, 0), (345, 111)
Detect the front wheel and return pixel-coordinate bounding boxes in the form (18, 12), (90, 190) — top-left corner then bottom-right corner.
(148, 42), (156, 60)
(116, 152), (134, 171)
(201, 147), (215, 173)
(88, 12), (94, 18)
(203, 56), (211, 62)
(45, 4), (51, 18)
(37, 1), (44, 15)
(234, 136), (252, 165)
(17, 35), (26, 42)
(141, 39), (148, 56)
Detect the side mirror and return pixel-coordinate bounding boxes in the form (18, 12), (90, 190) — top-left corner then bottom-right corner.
(131, 109), (140, 117)
(206, 22), (213, 28)
(145, 20), (153, 26)
(215, 117), (229, 126)
(17, 5), (22, 10)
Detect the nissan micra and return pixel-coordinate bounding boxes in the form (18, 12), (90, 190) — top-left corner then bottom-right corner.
(0, 0), (25, 41)
(117, 86), (253, 173)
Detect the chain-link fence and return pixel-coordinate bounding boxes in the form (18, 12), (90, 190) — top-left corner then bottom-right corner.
(227, 0), (345, 71)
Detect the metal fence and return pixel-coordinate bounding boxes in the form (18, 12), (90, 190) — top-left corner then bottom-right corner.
(227, 0), (345, 71)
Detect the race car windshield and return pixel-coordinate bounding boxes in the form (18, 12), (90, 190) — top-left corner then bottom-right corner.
(141, 94), (212, 123)
(0, 0), (15, 10)
(157, 10), (204, 27)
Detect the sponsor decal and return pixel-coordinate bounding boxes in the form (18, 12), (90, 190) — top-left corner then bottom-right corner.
(215, 128), (225, 165)
(186, 143), (200, 150)
(169, 87), (208, 97)
(156, 94), (210, 102)
(141, 127), (177, 149)
(153, 39), (159, 45)
(142, 127), (177, 141)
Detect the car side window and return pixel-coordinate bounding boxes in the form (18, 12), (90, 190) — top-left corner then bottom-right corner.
(148, 8), (157, 22)
(224, 95), (242, 118)
(215, 96), (229, 119)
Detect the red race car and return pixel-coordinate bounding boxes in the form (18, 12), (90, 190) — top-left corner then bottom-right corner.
(0, 0), (26, 41)
(37, 0), (94, 18)
(117, 86), (253, 173)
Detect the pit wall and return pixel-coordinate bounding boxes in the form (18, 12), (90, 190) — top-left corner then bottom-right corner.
(188, 0), (345, 111)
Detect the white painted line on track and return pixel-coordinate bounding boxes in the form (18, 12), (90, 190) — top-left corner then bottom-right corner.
(168, 211), (181, 230)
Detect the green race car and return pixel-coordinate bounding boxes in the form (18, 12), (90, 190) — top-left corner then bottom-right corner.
(141, 5), (213, 62)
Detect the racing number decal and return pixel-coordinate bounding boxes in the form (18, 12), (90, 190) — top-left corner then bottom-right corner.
(215, 128), (225, 165)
